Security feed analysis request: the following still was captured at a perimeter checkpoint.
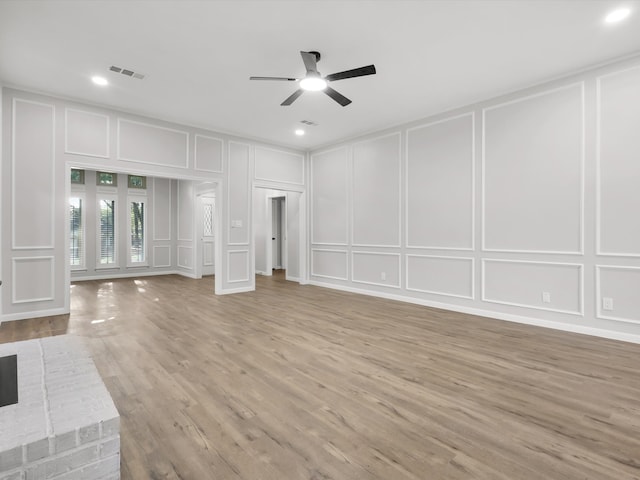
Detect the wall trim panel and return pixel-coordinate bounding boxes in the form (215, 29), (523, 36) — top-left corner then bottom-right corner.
(481, 82), (585, 255)
(227, 249), (250, 283)
(194, 134), (224, 173)
(310, 249), (348, 281)
(405, 112), (475, 251)
(64, 108), (110, 158)
(351, 251), (401, 289)
(152, 245), (172, 268)
(482, 259), (584, 316)
(406, 254), (474, 299)
(117, 117), (189, 168)
(12, 256), (55, 304)
(596, 265), (640, 324)
(254, 145), (305, 185)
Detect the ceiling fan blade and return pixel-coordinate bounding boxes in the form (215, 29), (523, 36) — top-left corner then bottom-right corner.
(325, 65), (376, 82)
(281, 89), (304, 106)
(324, 86), (352, 107)
(300, 51), (318, 74)
(250, 76), (298, 81)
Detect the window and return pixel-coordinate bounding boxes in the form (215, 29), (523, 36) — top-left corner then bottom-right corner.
(97, 171), (117, 186)
(129, 199), (146, 264)
(128, 175), (146, 189)
(70, 169), (85, 185)
(98, 198), (117, 266)
(69, 197), (85, 268)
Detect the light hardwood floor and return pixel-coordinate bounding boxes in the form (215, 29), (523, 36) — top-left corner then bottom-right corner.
(1, 273), (640, 479)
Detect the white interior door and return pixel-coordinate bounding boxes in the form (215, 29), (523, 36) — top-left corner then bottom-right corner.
(201, 196), (215, 275)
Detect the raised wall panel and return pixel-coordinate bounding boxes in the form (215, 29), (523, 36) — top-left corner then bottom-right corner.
(177, 246), (192, 269)
(352, 252), (400, 288)
(12, 99), (55, 249)
(406, 255), (473, 299)
(153, 178), (172, 241)
(597, 266), (640, 324)
(118, 118), (188, 168)
(177, 181), (193, 241)
(227, 250), (249, 283)
(311, 249), (348, 280)
(597, 66), (640, 256)
(407, 114), (474, 249)
(483, 260), (582, 315)
(352, 133), (401, 247)
(255, 146), (304, 185)
(311, 147), (348, 245)
(65, 108), (109, 158)
(228, 142), (250, 245)
(152, 245), (171, 268)
(195, 134), (223, 173)
(12, 257), (54, 304)
(483, 84), (583, 253)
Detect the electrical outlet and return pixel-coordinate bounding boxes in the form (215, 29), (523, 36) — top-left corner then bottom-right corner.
(381, 272), (386, 281)
(542, 292), (551, 303)
(602, 297), (614, 311)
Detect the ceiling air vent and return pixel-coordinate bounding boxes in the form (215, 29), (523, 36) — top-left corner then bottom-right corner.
(300, 120), (318, 126)
(109, 65), (145, 80)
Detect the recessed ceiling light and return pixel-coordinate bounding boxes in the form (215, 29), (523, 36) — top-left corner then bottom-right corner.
(91, 76), (108, 86)
(605, 7), (631, 23)
(299, 76), (327, 92)
(295, 129), (305, 136)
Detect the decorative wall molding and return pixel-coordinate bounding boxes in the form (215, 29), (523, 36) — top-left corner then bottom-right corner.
(351, 131), (402, 248)
(254, 145), (305, 185)
(227, 249), (250, 283)
(351, 251), (401, 289)
(64, 108), (110, 158)
(12, 98), (56, 250)
(405, 254), (474, 299)
(117, 117), (189, 168)
(481, 259), (584, 316)
(481, 82), (585, 255)
(12, 256), (55, 304)
(227, 141), (251, 246)
(152, 245), (172, 268)
(405, 112), (475, 251)
(194, 134), (224, 173)
(310, 249), (349, 281)
(595, 265), (640, 324)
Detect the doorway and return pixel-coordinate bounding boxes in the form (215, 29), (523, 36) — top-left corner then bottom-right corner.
(271, 196), (285, 272)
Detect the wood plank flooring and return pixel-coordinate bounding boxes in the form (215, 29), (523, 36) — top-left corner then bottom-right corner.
(1, 272), (639, 479)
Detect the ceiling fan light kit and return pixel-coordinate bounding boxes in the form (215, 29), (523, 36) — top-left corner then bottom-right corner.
(250, 50), (376, 106)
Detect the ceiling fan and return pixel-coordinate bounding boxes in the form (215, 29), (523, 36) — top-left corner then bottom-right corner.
(250, 51), (376, 107)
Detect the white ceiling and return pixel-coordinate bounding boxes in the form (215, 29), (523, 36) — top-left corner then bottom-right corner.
(1, 0), (640, 150)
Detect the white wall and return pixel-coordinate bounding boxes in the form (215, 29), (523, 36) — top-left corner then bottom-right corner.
(309, 56), (640, 344)
(1, 87), (305, 321)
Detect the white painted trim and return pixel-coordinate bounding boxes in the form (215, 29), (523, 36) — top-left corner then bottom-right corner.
(310, 146), (349, 246)
(176, 181), (193, 242)
(481, 259), (584, 316)
(152, 246), (172, 268)
(405, 111), (475, 250)
(351, 131), (402, 248)
(216, 285), (254, 295)
(595, 265), (640, 325)
(177, 245), (193, 270)
(152, 177), (172, 241)
(481, 82), (585, 255)
(64, 108), (110, 158)
(1, 307), (69, 323)
(12, 256), (55, 304)
(310, 248), (349, 281)
(405, 254), (475, 300)
(595, 66), (640, 258)
(227, 141), (251, 246)
(116, 117), (189, 168)
(72, 270), (179, 282)
(12, 98), (56, 250)
(227, 249), (250, 283)
(194, 134), (224, 173)
(307, 280), (640, 345)
(351, 251), (401, 289)
(254, 145), (305, 185)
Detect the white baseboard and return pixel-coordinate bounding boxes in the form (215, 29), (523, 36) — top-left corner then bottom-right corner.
(217, 285), (254, 295)
(285, 275), (300, 282)
(308, 280), (640, 345)
(1, 307), (70, 323)
(72, 270), (179, 282)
